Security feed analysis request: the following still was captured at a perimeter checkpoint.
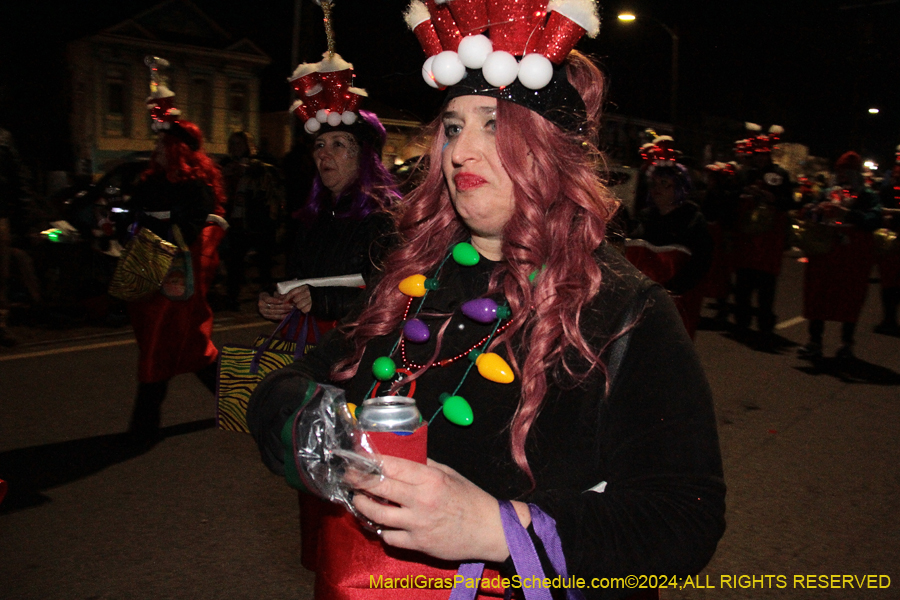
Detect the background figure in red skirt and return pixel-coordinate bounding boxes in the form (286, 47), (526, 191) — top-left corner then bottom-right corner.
(699, 161), (741, 328)
(799, 151), (882, 361)
(875, 144), (900, 336)
(731, 124), (795, 348)
(629, 162), (713, 338)
(122, 58), (228, 446)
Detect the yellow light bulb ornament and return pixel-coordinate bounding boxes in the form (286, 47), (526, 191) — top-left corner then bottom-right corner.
(474, 352), (515, 384)
(399, 274), (427, 297)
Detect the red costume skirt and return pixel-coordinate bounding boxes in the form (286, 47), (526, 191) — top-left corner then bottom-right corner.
(732, 212), (790, 276)
(699, 222), (734, 300)
(803, 228), (875, 323)
(625, 241), (702, 338)
(128, 224), (226, 383)
(877, 251), (900, 290)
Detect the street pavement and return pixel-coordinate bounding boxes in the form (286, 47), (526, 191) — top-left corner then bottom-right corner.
(1, 254), (898, 599)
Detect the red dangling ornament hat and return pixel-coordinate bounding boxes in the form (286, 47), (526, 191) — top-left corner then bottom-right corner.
(288, 0), (368, 135)
(405, 0), (600, 133)
(745, 122), (783, 154)
(145, 56), (200, 150)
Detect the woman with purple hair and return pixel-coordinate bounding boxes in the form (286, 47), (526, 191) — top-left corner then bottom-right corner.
(258, 109), (399, 325)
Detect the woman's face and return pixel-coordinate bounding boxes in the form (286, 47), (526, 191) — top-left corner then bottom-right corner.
(441, 95), (516, 259)
(313, 131), (360, 197)
(649, 174), (677, 212)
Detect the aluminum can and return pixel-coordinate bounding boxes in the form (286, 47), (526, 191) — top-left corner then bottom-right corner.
(357, 395), (422, 433)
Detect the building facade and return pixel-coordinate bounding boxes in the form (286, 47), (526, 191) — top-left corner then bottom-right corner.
(67, 0), (270, 177)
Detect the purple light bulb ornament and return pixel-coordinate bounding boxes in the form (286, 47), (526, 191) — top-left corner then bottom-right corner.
(403, 318), (430, 343)
(461, 298), (499, 324)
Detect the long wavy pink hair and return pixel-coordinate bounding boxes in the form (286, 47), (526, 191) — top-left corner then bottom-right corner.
(333, 51), (618, 485)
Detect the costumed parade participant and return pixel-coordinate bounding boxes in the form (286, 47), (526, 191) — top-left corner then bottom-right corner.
(257, 23), (398, 331)
(797, 151), (882, 360)
(114, 57), (228, 445)
(731, 124), (794, 347)
(219, 131), (284, 311)
(698, 161), (740, 329)
(254, 5), (400, 570)
(874, 144), (900, 336)
(248, 1), (725, 598)
(626, 153), (713, 339)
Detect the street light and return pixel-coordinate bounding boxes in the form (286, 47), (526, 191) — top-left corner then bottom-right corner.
(617, 11), (679, 126)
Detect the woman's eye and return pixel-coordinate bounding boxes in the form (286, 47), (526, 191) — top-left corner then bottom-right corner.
(486, 119), (497, 133)
(443, 123), (462, 138)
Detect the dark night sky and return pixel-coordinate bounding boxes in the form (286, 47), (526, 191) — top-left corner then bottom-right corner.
(2, 0), (898, 170)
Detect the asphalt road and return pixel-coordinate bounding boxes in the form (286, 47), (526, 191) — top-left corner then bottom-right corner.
(1, 254), (898, 599)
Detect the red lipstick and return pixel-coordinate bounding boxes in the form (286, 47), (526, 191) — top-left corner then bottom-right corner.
(454, 172), (487, 191)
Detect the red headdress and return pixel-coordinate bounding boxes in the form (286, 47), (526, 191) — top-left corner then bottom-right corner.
(744, 122), (783, 154)
(404, 0), (600, 133)
(288, 1), (368, 135)
(145, 56), (200, 150)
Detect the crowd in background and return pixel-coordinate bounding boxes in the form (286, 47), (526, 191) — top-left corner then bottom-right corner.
(1, 120), (899, 357)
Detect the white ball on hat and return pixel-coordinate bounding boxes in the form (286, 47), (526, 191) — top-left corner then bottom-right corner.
(432, 51), (467, 87)
(422, 55), (440, 89)
(517, 54), (554, 90)
(457, 34), (493, 69)
(482, 50), (519, 88)
(341, 111), (358, 125)
(305, 118), (321, 134)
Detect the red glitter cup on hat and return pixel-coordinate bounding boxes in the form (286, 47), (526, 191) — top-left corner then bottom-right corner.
(292, 101), (313, 123)
(534, 9), (585, 63)
(425, 0), (463, 51)
(149, 96), (178, 122)
(318, 69), (353, 109)
(343, 90), (364, 113)
(412, 16), (444, 56)
(487, 0), (547, 55)
(445, 0), (490, 35)
(290, 71), (324, 99)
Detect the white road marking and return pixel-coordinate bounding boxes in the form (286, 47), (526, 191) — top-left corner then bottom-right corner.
(0, 321), (271, 363)
(775, 316), (806, 330)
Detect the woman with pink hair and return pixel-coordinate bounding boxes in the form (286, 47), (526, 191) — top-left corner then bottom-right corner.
(249, 6), (724, 596)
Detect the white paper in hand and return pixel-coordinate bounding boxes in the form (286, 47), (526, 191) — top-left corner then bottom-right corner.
(276, 273), (365, 295)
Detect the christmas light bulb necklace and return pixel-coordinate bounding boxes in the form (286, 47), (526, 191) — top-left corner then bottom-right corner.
(361, 241), (517, 427)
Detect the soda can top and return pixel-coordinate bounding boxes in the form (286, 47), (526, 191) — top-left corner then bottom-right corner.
(357, 396), (422, 433)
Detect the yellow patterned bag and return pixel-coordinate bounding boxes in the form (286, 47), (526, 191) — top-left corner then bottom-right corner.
(216, 310), (318, 433)
(216, 345), (296, 432)
(108, 227), (178, 301)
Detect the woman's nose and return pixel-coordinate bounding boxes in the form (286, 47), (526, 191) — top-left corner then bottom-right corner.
(450, 128), (478, 166)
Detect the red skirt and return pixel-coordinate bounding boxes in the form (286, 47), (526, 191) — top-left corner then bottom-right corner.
(732, 212), (790, 275)
(699, 222), (734, 299)
(803, 228), (875, 323)
(128, 224), (226, 383)
(877, 251), (900, 290)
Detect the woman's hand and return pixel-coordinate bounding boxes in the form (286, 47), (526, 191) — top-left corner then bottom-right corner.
(349, 455), (531, 562)
(258, 289), (309, 321)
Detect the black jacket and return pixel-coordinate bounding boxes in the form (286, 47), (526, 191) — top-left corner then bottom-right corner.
(248, 243), (725, 598)
(285, 200), (393, 322)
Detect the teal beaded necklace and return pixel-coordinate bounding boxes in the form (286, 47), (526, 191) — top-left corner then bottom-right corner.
(361, 242), (516, 427)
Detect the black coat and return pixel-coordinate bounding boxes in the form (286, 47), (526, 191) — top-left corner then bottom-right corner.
(285, 198), (393, 322)
(249, 244), (726, 598)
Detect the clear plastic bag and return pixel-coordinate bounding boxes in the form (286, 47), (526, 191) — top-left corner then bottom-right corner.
(290, 383), (383, 531)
